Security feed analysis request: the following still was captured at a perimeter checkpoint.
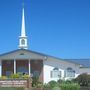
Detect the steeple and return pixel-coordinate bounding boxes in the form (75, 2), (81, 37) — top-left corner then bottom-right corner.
(19, 6), (28, 49)
(21, 7), (26, 37)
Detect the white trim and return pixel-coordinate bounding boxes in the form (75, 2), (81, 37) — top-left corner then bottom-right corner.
(29, 59), (31, 76)
(14, 59), (16, 74)
(0, 60), (2, 77)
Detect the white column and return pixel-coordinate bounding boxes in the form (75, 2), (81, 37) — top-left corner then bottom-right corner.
(14, 59), (16, 74)
(29, 59), (31, 76)
(61, 70), (65, 80)
(0, 60), (2, 77)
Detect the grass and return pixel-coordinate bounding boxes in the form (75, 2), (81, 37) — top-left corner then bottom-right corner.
(0, 88), (24, 90)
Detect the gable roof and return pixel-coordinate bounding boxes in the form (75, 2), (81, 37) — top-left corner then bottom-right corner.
(0, 49), (45, 57)
(0, 49), (81, 66)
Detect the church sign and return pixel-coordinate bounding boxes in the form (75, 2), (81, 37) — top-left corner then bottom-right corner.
(0, 79), (32, 88)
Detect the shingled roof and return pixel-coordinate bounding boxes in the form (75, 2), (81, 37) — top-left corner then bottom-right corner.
(65, 59), (90, 68)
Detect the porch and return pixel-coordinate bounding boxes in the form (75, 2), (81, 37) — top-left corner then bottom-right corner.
(0, 59), (43, 81)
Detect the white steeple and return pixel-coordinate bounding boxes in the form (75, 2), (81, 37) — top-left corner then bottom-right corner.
(19, 6), (28, 49)
(21, 7), (26, 37)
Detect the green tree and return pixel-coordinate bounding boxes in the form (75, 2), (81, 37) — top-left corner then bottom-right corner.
(75, 73), (90, 86)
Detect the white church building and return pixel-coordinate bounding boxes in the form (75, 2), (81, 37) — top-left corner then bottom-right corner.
(0, 7), (90, 83)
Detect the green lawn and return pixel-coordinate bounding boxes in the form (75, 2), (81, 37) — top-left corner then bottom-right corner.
(0, 88), (24, 90)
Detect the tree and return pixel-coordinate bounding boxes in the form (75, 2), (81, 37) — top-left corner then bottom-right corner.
(75, 73), (90, 86)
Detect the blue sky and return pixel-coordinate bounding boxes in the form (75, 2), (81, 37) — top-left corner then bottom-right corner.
(0, 0), (90, 59)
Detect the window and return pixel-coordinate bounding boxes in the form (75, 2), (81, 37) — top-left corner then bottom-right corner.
(53, 67), (59, 70)
(51, 67), (61, 78)
(17, 67), (28, 74)
(65, 67), (75, 77)
(20, 53), (24, 55)
(21, 39), (25, 45)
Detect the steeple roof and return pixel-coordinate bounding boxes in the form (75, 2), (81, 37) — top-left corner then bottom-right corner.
(19, 6), (28, 49)
(21, 7), (26, 37)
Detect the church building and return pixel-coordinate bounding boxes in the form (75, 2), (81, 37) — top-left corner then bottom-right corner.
(0, 7), (90, 83)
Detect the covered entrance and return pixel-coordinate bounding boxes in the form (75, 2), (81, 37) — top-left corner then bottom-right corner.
(2, 59), (43, 81)
(0, 49), (45, 82)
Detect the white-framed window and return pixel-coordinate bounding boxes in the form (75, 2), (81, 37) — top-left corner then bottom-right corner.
(51, 67), (61, 78)
(65, 67), (75, 77)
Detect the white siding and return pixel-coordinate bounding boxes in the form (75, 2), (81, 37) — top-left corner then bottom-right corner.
(43, 57), (80, 83)
(79, 68), (90, 74)
(43, 60), (64, 83)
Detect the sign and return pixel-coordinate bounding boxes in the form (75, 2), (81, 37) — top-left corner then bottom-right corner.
(0, 79), (28, 88)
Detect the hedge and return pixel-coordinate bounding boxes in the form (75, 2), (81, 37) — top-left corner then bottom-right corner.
(60, 83), (80, 90)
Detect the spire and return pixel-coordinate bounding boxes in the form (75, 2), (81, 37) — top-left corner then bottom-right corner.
(19, 5), (28, 49)
(21, 6), (26, 37)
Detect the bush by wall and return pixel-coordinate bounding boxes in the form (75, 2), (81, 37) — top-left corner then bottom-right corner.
(43, 80), (58, 89)
(11, 74), (20, 79)
(60, 83), (80, 90)
(75, 73), (90, 86)
(0, 76), (7, 79)
(48, 80), (57, 88)
(10, 73), (30, 79)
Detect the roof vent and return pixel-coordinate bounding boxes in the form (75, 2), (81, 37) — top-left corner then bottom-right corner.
(20, 53), (25, 55)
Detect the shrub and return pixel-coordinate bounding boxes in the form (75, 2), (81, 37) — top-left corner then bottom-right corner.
(57, 79), (65, 84)
(11, 73), (20, 79)
(52, 86), (60, 90)
(0, 76), (7, 79)
(60, 83), (80, 90)
(43, 80), (58, 89)
(36, 82), (43, 88)
(22, 74), (30, 79)
(48, 80), (57, 89)
(64, 80), (73, 84)
(75, 73), (90, 86)
(32, 76), (40, 87)
(32, 77), (43, 88)
(43, 83), (50, 89)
